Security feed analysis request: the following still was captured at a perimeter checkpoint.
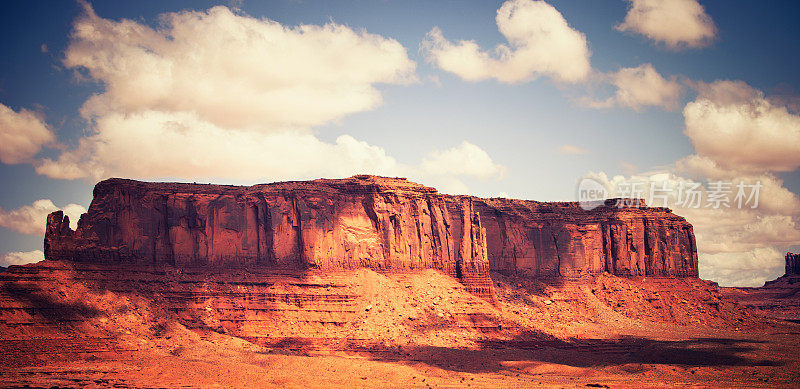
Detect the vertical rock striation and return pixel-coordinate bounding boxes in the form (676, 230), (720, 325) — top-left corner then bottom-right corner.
(44, 175), (494, 300)
(44, 176), (700, 303)
(786, 252), (800, 276)
(474, 198), (698, 277)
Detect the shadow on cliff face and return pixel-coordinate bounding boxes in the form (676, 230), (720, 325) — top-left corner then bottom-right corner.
(490, 272), (549, 297)
(490, 272), (589, 298)
(0, 282), (101, 323)
(359, 336), (781, 374)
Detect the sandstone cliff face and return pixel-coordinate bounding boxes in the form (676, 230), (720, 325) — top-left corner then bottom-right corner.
(474, 198), (698, 277)
(786, 252), (800, 276)
(44, 176), (699, 303)
(45, 176), (493, 299)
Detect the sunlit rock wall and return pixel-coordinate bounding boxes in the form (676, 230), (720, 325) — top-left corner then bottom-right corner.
(44, 175), (493, 299)
(475, 198), (698, 277)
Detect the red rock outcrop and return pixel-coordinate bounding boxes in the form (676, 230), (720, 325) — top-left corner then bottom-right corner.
(44, 175), (493, 300)
(43, 176), (699, 305)
(786, 252), (800, 276)
(474, 198), (698, 277)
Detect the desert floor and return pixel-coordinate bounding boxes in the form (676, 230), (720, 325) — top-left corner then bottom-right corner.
(1, 262), (798, 388)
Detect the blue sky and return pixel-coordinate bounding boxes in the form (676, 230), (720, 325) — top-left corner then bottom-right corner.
(0, 0), (798, 286)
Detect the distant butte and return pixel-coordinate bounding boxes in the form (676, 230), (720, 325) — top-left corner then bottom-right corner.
(721, 252), (800, 323)
(786, 252), (800, 276)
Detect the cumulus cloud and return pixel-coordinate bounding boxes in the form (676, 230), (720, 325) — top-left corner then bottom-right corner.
(421, 0), (591, 84)
(33, 111), (506, 192)
(584, 64), (683, 110)
(36, 110), (402, 182)
(700, 247), (785, 288)
(675, 156), (800, 216)
(683, 80), (800, 173)
(556, 144), (589, 155)
(674, 154), (745, 181)
(1, 250), (44, 267)
(65, 4), (416, 130)
(616, 0), (716, 50)
(589, 79), (800, 286)
(0, 199), (85, 236)
(583, 170), (800, 286)
(0, 103), (55, 164)
(420, 141), (506, 180)
(33, 4), (505, 192)
(33, 4), (428, 184)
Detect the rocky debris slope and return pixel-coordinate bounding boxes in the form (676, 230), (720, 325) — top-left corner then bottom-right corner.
(0, 261), (757, 364)
(0, 262), (504, 356)
(0, 258), (778, 387)
(475, 198), (698, 277)
(0, 261), (793, 388)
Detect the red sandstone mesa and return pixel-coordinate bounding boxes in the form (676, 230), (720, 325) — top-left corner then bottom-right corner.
(476, 198), (698, 277)
(44, 175), (699, 300)
(45, 175), (494, 299)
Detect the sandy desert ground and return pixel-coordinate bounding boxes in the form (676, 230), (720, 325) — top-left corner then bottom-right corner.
(0, 261), (798, 388)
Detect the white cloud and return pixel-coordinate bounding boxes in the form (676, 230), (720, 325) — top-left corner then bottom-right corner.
(683, 80), (800, 173)
(1, 250), (44, 267)
(674, 154), (745, 181)
(585, 64), (683, 110)
(421, 0), (591, 84)
(419, 141), (506, 180)
(37, 110), (403, 182)
(699, 247), (785, 287)
(685, 207), (800, 255)
(675, 156), (800, 216)
(556, 144), (589, 155)
(33, 4), (505, 193)
(0, 199), (85, 236)
(422, 176), (471, 196)
(0, 103), (55, 164)
(616, 0), (716, 50)
(65, 4), (416, 131)
(588, 79), (800, 286)
(35, 4), (438, 185)
(34, 109), (506, 191)
(28, 4), (510, 195)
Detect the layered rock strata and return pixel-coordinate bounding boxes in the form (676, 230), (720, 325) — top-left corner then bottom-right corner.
(0, 262), (503, 354)
(44, 176), (493, 300)
(43, 176), (700, 304)
(474, 198), (698, 277)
